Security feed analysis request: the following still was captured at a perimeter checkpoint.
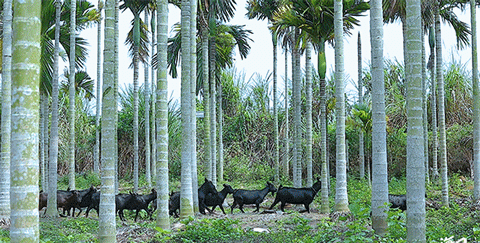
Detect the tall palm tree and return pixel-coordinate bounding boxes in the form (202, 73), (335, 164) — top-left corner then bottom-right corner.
(370, 0), (388, 235)
(144, 10), (152, 188)
(472, 0), (480, 200)
(95, 0), (103, 175)
(246, 0), (281, 183)
(333, 0), (349, 213)
(46, 0), (62, 218)
(114, 0), (120, 194)
(428, 26), (439, 178)
(98, 0), (116, 240)
(292, 28), (301, 187)
(190, 0), (198, 211)
(306, 42), (313, 187)
(68, 0), (77, 190)
(156, 0), (170, 229)
(120, 0), (151, 192)
(10, 0), (41, 241)
(0, 0), (12, 221)
(357, 32), (365, 180)
(151, 9), (157, 182)
(435, 0), (449, 206)
(180, 0), (195, 218)
(406, 0), (426, 241)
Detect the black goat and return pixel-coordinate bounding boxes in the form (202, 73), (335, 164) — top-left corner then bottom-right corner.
(69, 186), (97, 217)
(230, 182), (277, 214)
(269, 179), (321, 213)
(85, 191), (100, 218)
(115, 192), (139, 221)
(205, 184), (235, 214)
(389, 194), (407, 211)
(169, 178), (218, 217)
(133, 189), (157, 221)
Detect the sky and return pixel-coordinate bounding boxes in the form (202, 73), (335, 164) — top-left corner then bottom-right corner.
(79, 0), (478, 106)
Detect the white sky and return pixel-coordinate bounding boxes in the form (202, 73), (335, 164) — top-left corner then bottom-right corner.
(78, 0), (477, 106)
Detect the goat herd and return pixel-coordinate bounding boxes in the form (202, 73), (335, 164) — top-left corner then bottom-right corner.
(39, 178), (407, 221)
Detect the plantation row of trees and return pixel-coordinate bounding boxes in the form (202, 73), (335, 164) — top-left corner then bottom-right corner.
(1, 0), (480, 242)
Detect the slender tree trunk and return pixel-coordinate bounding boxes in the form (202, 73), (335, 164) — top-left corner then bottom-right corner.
(435, 4), (449, 207)
(210, 35), (217, 188)
(156, 0), (170, 229)
(133, 13), (140, 192)
(306, 42), (313, 187)
(10, 0), (41, 240)
(333, 0), (349, 213)
(202, 29), (212, 181)
(292, 46), (297, 183)
(429, 26), (439, 178)
(283, 48), (289, 178)
(273, 32), (280, 184)
(472, 0), (480, 200)
(180, 0), (194, 218)
(69, 0), (77, 190)
(46, 0), (62, 218)
(370, 0), (388, 235)
(358, 32), (365, 180)
(406, 0), (426, 241)
(40, 96), (46, 191)
(293, 28), (302, 188)
(151, 10), (157, 182)
(190, 0), (199, 212)
(145, 11), (152, 188)
(95, 1), (103, 175)
(0, 0), (12, 220)
(218, 84), (224, 182)
(99, 0), (117, 239)
(422, 26), (430, 184)
(319, 40), (329, 214)
(114, 0), (119, 194)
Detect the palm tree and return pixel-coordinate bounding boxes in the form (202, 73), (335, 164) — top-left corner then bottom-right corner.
(95, 0), (103, 175)
(357, 32), (365, 180)
(120, 0), (151, 192)
(406, 0), (426, 241)
(246, 0), (281, 183)
(306, 42), (313, 187)
(428, 26), (439, 178)
(333, 0), (349, 213)
(151, 9), (157, 183)
(10, 0), (41, 241)
(98, 0), (116, 240)
(370, 0), (388, 235)
(292, 28), (301, 187)
(156, 0), (170, 229)
(472, 0), (480, 201)
(68, 0), (77, 190)
(180, 0), (195, 218)
(46, 0), (62, 218)
(144, 10), (152, 188)
(0, 0), (12, 221)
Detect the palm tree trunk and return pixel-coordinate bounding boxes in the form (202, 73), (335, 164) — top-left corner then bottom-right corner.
(293, 28), (302, 188)
(428, 26), (439, 178)
(10, 0), (41, 240)
(406, 0), (426, 241)
(283, 48), (289, 178)
(358, 32), (365, 180)
(202, 29), (212, 180)
(133, 14), (140, 192)
(190, 0), (199, 212)
(42, 95), (49, 192)
(292, 46), (297, 183)
(156, 0), (170, 229)
(94, 0), (103, 175)
(435, 4), (449, 207)
(471, 0), (480, 200)
(99, 0), (117, 239)
(218, 84), (224, 182)
(370, 0), (388, 235)
(145, 11), (152, 188)
(306, 42), (313, 187)
(40, 96), (46, 192)
(0, 0), (12, 220)
(319, 40), (329, 214)
(114, 0), (119, 194)
(46, 0), (62, 218)
(151, 10), (157, 182)
(273, 32), (280, 184)
(333, 0), (349, 213)
(180, 0), (195, 218)
(422, 26), (430, 184)
(210, 35), (218, 188)
(68, 0), (77, 190)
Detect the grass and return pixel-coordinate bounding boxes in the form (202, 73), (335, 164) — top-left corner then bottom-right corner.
(0, 173), (477, 242)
